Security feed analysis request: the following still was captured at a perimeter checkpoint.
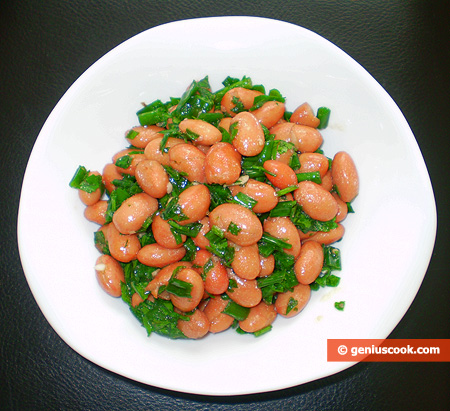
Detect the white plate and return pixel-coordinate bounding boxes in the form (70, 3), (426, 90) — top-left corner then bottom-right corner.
(17, 17), (436, 395)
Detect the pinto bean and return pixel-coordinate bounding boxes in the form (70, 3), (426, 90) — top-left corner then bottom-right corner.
(230, 243), (261, 280)
(263, 160), (298, 189)
(170, 268), (204, 312)
(275, 283), (311, 318)
(95, 254), (125, 297)
(259, 254), (275, 277)
(102, 163), (123, 193)
(78, 171), (102, 206)
(226, 270), (262, 308)
(169, 143), (206, 183)
(332, 192), (348, 222)
(230, 111), (265, 156)
(270, 122), (323, 153)
(203, 297), (234, 333)
(263, 216), (302, 258)
(192, 250), (229, 295)
(297, 153), (330, 178)
(177, 184), (210, 225)
(302, 223), (345, 245)
(84, 200), (108, 225)
(152, 213), (186, 249)
(294, 181), (338, 221)
(289, 102), (320, 128)
(177, 308), (210, 339)
(239, 301), (277, 333)
(179, 119), (222, 146)
(218, 117), (232, 132)
(252, 100), (286, 129)
(192, 217), (211, 249)
(209, 203), (263, 246)
(146, 262), (192, 299)
(294, 240), (324, 284)
(319, 169), (333, 192)
(137, 243), (186, 267)
(228, 179), (278, 213)
(205, 142), (242, 185)
(125, 125), (164, 148)
(331, 151), (359, 202)
(112, 148), (146, 176)
(107, 223), (141, 263)
(221, 87), (263, 116)
(135, 159), (170, 198)
(112, 192), (158, 235)
(144, 137), (184, 166)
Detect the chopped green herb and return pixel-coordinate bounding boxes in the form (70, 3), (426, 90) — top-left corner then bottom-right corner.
(222, 300), (250, 321)
(69, 165), (103, 193)
(227, 221), (242, 236)
(126, 129), (139, 140)
(334, 301), (345, 311)
(296, 171), (322, 184)
(317, 106), (331, 129)
(286, 297), (299, 315)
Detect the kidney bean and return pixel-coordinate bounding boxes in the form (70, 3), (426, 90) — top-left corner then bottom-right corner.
(302, 223), (345, 245)
(252, 100), (286, 129)
(177, 184), (211, 225)
(230, 243), (261, 280)
(112, 192), (158, 235)
(297, 153), (330, 178)
(221, 87), (263, 116)
(275, 283), (311, 318)
(169, 143), (206, 183)
(209, 203), (263, 246)
(203, 297), (234, 333)
(170, 268), (204, 312)
(152, 213), (186, 249)
(112, 148), (146, 176)
(179, 119), (222, 146)
(177, 308), (210, 339)
(289, 102), (320, 128)
(78, 171), (102, 206)
(135, 159), (170, 198)
(205, 142), (242, 185)
(84, 200), (108, 225)
(95, 254), (125, 297)
(294, 241), (324, 284)
(294, 181), (338, 221)
(137, 243), (186, 267)
(270, 122), (323, 153)
(239, 301), (277, 333)
(331, 151), (359, 202)
(230, 111), (265, 156)
(107, 223), (141, 263)
(125, 125), (164, 148)
(263, 216), (301, 258)
(226, 270), (262, 308)
(228, 179), (278, 213)
(263, 160), (298, 189)
(144, 137), (184, 166)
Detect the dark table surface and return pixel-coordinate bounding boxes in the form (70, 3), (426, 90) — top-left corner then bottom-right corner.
(1, 1), (449, 410)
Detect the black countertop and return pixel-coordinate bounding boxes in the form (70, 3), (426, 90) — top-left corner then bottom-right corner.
(1, 1), (449, 409)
